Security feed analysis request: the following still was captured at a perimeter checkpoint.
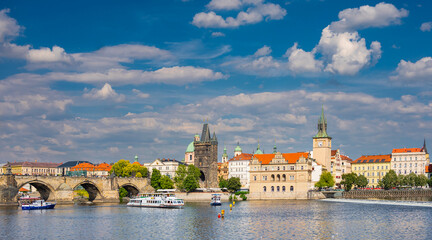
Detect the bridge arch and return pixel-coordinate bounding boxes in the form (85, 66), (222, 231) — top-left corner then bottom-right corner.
(120, 183), (140, 197)
(17, 180), (56, 201)
(73, 181), (103, 202)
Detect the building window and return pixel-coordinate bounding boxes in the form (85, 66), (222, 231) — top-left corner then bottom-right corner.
(301, 166), (304, 170)
(271, 186), (274, 192)
(290, 186), (294, 192)
(263, 186), (266, 192)
(277, 186), (280, 192)
(290, 166), (294, 170)
(282, 186), (286, 192)
(282, 174), (286, 181)
(254, 176), (257, 181)
(290, 175), (294, 180)
(277, 167), (280, 170)
(271, 174), (275, 181)
(189, 155), (192, 160)
(354, 167), (357, 170)
(372, 179), (374, 183)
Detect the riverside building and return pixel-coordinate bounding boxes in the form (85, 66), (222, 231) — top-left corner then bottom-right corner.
(228, 152), (253, 189)
(391, 141), (429, 175)
(351, 154), (391, 187)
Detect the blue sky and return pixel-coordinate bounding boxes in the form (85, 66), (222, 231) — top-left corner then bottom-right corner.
(0, 0), (431, 164)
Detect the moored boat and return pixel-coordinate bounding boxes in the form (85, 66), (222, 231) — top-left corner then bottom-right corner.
(210, 193), (222, 206)
(20, 197), (56, 210)
(127, 190), (184, 208)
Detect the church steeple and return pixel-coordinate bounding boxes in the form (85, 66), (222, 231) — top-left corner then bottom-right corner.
(422, 138), (428, 154)
(273, 140), (277, 154)
(313, 105), (331, 139)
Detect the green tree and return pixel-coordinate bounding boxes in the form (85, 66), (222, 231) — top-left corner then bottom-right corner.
(109, 159), (130, 177)
(227, 177), (242, 192)
(396, 174), (406, 187)
(341, 173), (358, 191)
(380, 170), (397, 190)
(428, 178), (432, 188)
(174, 165), (188, 190)
(315, 171), (335, 189)
(119, 187), (128, 203)
(187, 165), (201, 180)
(355, 175), (368, 188)
(183, 175), (199, 192)
(151, 169), (162, 190)
(405, 173), (417, 187)
(160, 175), (174, 189)
(136, 172), (142, 178)
(219, 176), (228, 189)
(415, 174), (428, 188)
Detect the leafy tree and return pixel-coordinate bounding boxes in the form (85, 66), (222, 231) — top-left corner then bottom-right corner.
(187, 165), (201, 180)
(123, 164), (148, 178)
(136, 172), (142, 178)
(396, 174), (406, 187)
(356, 175), (368, 188)
(428, 178), (432, 188)
(415, 174), (428, 188)
(380, 170), (397, 190)
(151, 169), (162, 190)
(315, 171), (335, 189)
(219, 176), (228, 189)
(119, 187), (128, 203)
(110, 159), (130, 177)
(160, 175), (174, 189)
(174, 165), (188, 190)
(227, 177), (242, 192)
(183, 175), (199, 192)
(405, 173), (417, 187)
(341, 173), (357, 191)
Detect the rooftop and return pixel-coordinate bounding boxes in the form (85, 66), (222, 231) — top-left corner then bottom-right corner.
(253, 152), (309, 165)
(392, 148), (423, 153)
(352, 154), (391, 164)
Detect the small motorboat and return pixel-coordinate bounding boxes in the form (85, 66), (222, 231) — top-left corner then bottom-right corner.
(210, 193), (222, 206)
(21, 198), (56, 210)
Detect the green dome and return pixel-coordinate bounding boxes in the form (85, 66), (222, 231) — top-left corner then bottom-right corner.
(234, 142), (242, 152)
(186, 141), (194, 153)
(254, 144), (263, 155)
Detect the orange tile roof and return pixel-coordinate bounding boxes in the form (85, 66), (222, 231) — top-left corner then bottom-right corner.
(392, 148), (422, 153)
(228, 153), (253, 161)
(132, 161), (142, 166)
(341, 155), (352, 162)
(331, 150), (337, 156)
(254, 152), (309, 165)
(352, 154), (391, 164)
(71, 162), (112, 171)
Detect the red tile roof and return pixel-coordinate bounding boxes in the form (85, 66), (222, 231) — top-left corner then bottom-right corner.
(341, 155), (352, 162)
(254, 152), (309, 165)
(392, 148), (422, 153)
(352, 154), (391, 164)
(228, 153), (253, 162)
(331, 150), (337, 156)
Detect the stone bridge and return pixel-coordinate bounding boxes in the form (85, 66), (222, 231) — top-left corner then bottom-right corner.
(0, 174), (153, 205)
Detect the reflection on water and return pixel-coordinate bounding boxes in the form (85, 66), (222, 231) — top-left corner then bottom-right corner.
(0, 200), (430, 239)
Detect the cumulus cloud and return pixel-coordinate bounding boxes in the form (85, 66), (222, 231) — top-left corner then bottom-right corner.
(316, 26), (382, 75)
(211, 32), (225, 37)
(27, 46), (73, 63)
(207, 0), (243, 10)
(132, 89), (150, 99)
(420, 22), (432, 32)
(192, 1), (286, 28)
(83, 83), (126, 102)
(285, 43), (323, 73)
(0, 9), (21, 42)
(329, 2), (408, 33)
(254, 45), (271, 57)
(390, 57), (432, 82)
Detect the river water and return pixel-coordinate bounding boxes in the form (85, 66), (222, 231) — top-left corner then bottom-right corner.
(1, 200), (431, 240)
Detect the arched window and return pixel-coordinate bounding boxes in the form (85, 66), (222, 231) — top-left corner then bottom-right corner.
(282, 174), (286, 181)
(282, 186), (286, 192)
(189, 155), (192, 160)
(277, 174), (280, 181)
(271, 174), (275, 181)
(277, 186), (280, 192)
(271, 186), (274, 192)
(263, 186), (266, 192)
(290, 186), (294, 192)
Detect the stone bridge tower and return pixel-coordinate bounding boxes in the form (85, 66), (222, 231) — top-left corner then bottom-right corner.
(194, 123), (218, 188)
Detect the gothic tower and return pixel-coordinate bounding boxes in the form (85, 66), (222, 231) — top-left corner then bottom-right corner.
(312, 106), (332, 171)
(193, 123), (218, 188)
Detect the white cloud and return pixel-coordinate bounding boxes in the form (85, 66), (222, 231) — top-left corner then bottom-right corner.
(285, 43), (323, 73)
(391, 57), (432, 82)
(109, 147), (119, 153)
(0, 9), (21, 42)
(211, 32), (225, 37)
(50, 66), (227, 85)
(83, 83), (125, 102)
(0, 94), (73, 116)
(132, 89), (150, 99)
(207, 0), (243, 10)
(254, 45), (271, 57)
(420, 22), (432, 32)
(329, 2), (408, 33)
(27, 46), (73, 63)
(316, 26), (381, 75)
(192, 1), (286, 28)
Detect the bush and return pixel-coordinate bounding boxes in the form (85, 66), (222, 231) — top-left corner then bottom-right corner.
(240, 193), (247, 201)
(234, 191), (249, 195)
(229, 195), (233, 201)
(119, 187), (128, 203)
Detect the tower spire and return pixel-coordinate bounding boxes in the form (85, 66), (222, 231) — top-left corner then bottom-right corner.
(314, 105), (331, 139)
(422, 138), (428, 154)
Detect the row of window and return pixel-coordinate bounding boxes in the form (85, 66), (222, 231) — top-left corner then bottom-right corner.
(393, 163), (425, 168)
(254, 174), (295, 181)
(263, 186), (294, 192)
(393, 156), (424, 161)
(356, 171), (388, 177)
(252, 165), (305, 171)
(354, 166), (388, 171)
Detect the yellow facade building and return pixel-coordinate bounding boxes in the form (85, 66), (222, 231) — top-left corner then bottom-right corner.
(351, 154), (391, 187)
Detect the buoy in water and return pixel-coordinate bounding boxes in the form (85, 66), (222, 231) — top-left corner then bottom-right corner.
(218, 213), (221, 218)
(233, 201), (235, 206)
(230, 204), (232, 210)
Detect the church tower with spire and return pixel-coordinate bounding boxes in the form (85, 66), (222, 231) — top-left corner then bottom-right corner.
(312, 106), (332, 171)
(193, 122), (218, 188)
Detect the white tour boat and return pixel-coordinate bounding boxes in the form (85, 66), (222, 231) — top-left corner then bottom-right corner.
(127, 189), (184, 208)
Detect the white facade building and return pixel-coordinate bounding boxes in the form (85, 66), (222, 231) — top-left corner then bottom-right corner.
(391, 145), (429, 175)
(144, 158), (186, 179)
(228, 153), (252, 189)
